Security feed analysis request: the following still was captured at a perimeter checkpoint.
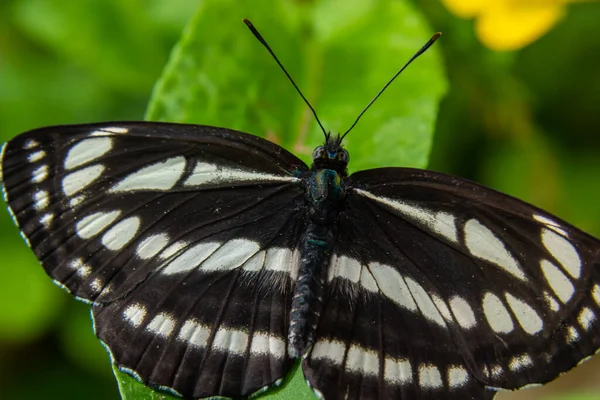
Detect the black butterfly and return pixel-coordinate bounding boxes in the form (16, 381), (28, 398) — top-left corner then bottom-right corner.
(2, 20), (600, 400)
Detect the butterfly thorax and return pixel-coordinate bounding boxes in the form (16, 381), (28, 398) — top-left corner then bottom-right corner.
(306, 169), (344, 224)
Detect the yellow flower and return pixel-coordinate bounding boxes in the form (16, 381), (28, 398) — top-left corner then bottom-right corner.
(441, 0), (586, 51)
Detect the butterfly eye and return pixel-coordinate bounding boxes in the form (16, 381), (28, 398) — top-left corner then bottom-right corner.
(313, 146), (326, 160)
(336, 149), (349, 163)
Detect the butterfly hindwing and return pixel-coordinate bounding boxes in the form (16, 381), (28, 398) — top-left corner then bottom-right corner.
(1, 122), (310, 397)
(302, 167), (600, 399)
(92, 245), (300, 397)
(303, 202), (496, 400)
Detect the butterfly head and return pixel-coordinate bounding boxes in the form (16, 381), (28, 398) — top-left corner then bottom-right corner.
(312, 134), (349, 175)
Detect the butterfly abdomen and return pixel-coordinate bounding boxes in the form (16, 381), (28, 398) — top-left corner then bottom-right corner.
(288, 169), (344, 357)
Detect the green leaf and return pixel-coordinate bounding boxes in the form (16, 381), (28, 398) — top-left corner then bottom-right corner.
(113, 360), (316, 400)
(0, 217), (65, 341)
(114, 366), (180, 400)
(117, 0), (446, 399)
(12, 0), (190, 93)
(59, 303), (116, 377)
(146, 0), (446, 169)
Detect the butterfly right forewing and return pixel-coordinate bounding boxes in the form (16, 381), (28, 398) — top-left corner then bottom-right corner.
(302, 167), (600, 400)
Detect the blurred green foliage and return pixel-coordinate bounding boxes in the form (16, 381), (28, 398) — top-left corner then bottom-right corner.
(0, 0), (599, 400)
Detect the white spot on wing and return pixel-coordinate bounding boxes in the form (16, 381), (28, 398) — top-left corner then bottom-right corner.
(161, 242), (220, 275)
(370, 263), (418, 311)
(69, 258), (92, 278)
(250, 333), (286, 358)
(90, 278), (102, 292)
(464, 219), (525, 280)
(106, 127), (128, 133)
(566, 325), (579, 343)
(110, 156), (186, 192)
(544, 291), (560, 312)
(353, 189), (458, 243)
(540, 259), (574, 303)
(69, 195), (85, 208)
(593, 285), (600, 306)
(406, 277), (446, 327)
(28, 150), (45, 162)
(449, 296), (477, 329)
(184, 162), (297, 186)
(23, 139), (39, 149)
(62, 164), (104, 196)
(578, 307), (596, 331)
(419, 364), (442, 389)
(213, 327), (248, 355)
(311, 339), (345, 365)
(263, 247), (296, 274)
(94, 126), (129, 135)
(384, 357), (412, 384)
(328, 255), (361, 283)
(40, 213), (54, 228)
(178, 320), (210, 349)
(32, 165), (49, 183)
(360, 268), (378, 293)
(185, 162), (216, 184)
(481, 365), (490, 379)
(64, 137), (113, 170)
(509, 354), (532, 371)
(202, 239), (260, 271)
(159, 241), (187, 260)
(533, 214), (568, 236)
(241, 250), (266, 272)
(69, 258), (88, 274)
(123, 304), (147, 327)
(77, 265), (91, 278)
(346, 345), (379, 376)
(76, 211), (121, 239)
(137, 233), (170, 259)
(433, 212), (459, 243)
(101, 216), (140, 250)
(541, 228), (581, 279)
(505, 293), (543, 334)
(33, 190), (49, 210)
(289, 248), (301, 280)
(491, 364), (503, 378)
(147, 313), (176, 337)
(432, 295), (453, 321)
(448, 365), (469, 388)
(482, 292), (514, 333)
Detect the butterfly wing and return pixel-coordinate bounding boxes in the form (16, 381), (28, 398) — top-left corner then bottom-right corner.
(1, 122), (309, 397)
(303, 167), (600, 400)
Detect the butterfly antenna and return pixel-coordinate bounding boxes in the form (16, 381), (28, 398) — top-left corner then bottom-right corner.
(243, 19), (328, 139)
(340, 32), (442, 141)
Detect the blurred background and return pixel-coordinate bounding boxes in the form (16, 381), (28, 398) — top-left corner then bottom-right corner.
(0, 1), (599, 399)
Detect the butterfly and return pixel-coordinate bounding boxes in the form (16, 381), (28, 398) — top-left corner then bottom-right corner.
(1, 19), (600, 400)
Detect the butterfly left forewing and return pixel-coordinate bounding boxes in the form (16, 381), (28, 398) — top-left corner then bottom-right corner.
(1, 122), (307, 302)
(303, 167), (600, 399)
(1, 122), (309, 397)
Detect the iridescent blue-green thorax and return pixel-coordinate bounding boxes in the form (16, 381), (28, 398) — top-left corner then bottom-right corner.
(306, 169), (344, 224)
